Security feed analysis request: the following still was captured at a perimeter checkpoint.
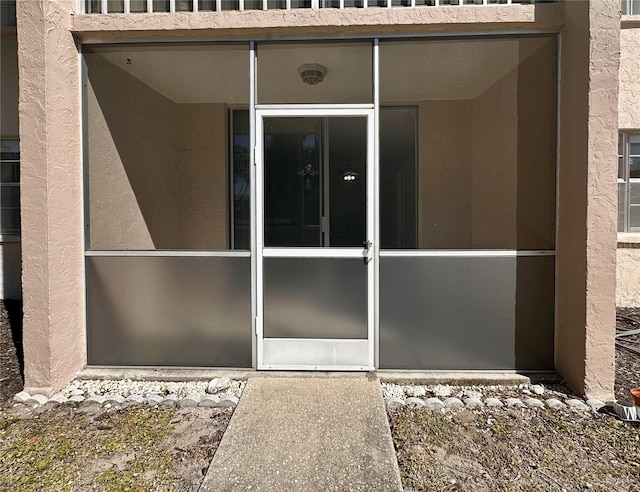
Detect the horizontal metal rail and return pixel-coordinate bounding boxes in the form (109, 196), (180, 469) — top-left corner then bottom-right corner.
(81, 0), (549, 14)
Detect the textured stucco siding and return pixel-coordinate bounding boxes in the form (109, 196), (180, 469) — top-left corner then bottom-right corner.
(17, 0), (86, 396)
(71, 4), (563, 41)
(555, 0), (620, 400)
(619, 26), (640, 129)
(617, 246), (640, 307)
(617, 26), (640, 307)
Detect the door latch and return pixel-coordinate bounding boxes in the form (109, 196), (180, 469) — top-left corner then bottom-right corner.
(363, 240), (372, 265)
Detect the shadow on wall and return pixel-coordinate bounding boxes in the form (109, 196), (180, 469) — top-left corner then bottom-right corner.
(85, 52), (229, 251)
(86, 53), (179, 249)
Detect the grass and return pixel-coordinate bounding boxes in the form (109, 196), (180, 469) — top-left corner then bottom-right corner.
(390, 406), (640, 491)
(0, 406), (178, 492)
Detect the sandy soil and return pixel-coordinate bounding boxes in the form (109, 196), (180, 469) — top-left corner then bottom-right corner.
(2, 302), (640, 491)
(0, 302), (233, 491)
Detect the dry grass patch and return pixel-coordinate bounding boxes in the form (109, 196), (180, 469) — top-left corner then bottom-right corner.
(0, 405), (231, 491)
(390, 407), (640, 491)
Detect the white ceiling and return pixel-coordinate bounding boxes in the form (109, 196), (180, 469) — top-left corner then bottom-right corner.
(95, 38), (544, 105)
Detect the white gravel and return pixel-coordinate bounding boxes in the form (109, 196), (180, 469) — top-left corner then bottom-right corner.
(59, 378), (245, 400)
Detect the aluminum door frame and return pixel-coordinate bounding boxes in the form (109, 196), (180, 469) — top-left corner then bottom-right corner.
(255, 106), (375, 370)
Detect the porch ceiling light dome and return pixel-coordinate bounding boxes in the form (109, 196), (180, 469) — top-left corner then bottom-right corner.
(298, 63), (327, 85)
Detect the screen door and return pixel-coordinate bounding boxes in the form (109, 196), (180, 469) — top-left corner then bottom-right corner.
(256, 108), (374, 370)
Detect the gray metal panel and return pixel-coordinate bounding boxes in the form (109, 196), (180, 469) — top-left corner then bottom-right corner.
(379, 256), (554, 370)
(86, 256), (252, 367)
(263, 258), (367, 339)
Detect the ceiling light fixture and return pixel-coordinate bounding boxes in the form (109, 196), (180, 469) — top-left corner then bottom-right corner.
(342, 172), (358, 182)
(298, 63), (327, 85)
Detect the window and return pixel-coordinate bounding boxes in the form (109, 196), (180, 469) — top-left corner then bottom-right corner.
(622, 0), (640, 15)
(619, 133), (640, 232)
(0, 1), (16, 28)
(0, 139), (20, 234)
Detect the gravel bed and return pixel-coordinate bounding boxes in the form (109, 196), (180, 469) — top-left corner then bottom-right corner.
(381, 382), (606, 413)
(12, 377), (245, 409)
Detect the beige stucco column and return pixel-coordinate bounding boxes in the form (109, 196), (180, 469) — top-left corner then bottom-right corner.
(556, 0), (620, 400)
(17, 0), (85, 396)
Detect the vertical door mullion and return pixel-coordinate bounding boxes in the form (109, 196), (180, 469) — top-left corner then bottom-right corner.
(372, 39), (380, 371)
(322, 118), (330, 247)
(250, 43), (259, 369)
(255, 115), (264, 369)
(367, 109), (376, 371)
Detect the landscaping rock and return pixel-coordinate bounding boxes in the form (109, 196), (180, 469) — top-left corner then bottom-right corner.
(406, 397), (426, 407)
(13, 391), (30, 404)
(443, 397), (464, 408)
(566, 399), (590, 412)
(462, 390), (483, 399)
(46, 394), (69, 406)
(206, 377), (231, 394)
(124, 395), (145, 405)
(145, 395), (163, 406)
(586, 399), (605, 412)
(386, 398), (405, 410)
(505, 398), (525, 408)
(104, 395), (124, 406)
(464, 398), (483, 409)
(199, 395), (221, 407)
(406, 386), (427, 398)
(85, 395), (106, 406)
(424, 397), (445, 410)
(432, 385), (452, 398)
(524, 398), (544, 409)
(161, 395), (179, 406)
(217, 395), (239, 408)
(25, 394), (48, 406)
(180, 394), (201, 408)
(531, 385), (545, 395)
(485, 398), (503, 408)
(545, 398), (565, 410)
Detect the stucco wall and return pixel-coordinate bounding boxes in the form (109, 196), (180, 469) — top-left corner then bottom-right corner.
(175, 103), (228, 250)
(416, 38), (555, 250)
(556, 0), (619, 400)
(517, 36), (557, 250)
(617, 244), (640, 307)
(418, 100), (472, 249)
(18, 0), (86, 396)
(471, 68), (518, 249)
(86, 53), (229, 250)
(86, 52), (177, 249)
(619, 27), (640, 129)
(617, 27), (640, 308)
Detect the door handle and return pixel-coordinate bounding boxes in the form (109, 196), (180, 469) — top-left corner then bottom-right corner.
(363, 240), (372, 265)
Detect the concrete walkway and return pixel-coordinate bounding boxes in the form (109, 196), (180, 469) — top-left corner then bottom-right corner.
(200, 376), (403, 491)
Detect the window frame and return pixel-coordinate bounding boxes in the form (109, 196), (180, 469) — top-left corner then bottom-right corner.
(619, 131), (640, 233)
(0, 138), (20, 236)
